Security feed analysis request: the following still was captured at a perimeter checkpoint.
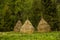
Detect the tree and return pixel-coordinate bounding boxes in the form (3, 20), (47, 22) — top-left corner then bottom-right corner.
(41, 0), (59, 31)
(31, 0), (42, 30)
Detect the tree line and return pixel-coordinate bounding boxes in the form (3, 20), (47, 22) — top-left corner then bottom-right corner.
(0, 0), (60, 31)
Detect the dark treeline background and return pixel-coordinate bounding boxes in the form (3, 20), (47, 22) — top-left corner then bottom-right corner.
(0, 0), (60, 31)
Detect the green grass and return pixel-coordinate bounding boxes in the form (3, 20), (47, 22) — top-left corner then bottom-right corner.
(0, 32), (60, 40)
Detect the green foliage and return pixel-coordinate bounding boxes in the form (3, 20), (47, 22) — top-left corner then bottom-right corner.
(0, 0), (60, 31)
(41, 0), (59, 31)
(31, 0), (41, 29)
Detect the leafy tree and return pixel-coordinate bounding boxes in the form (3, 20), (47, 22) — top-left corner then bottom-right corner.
(41, 0), (59, 31)
(31, 0), (42, 30)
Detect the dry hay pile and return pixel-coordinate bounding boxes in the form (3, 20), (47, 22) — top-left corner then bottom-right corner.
(14, 20), (22, 32)
(37, 18), (51, 32)
(20, 19), (35, 34)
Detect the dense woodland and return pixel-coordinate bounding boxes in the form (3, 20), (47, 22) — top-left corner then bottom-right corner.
(0, 0), (60, 31)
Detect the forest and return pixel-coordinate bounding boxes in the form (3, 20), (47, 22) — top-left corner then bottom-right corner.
(0, 0), (60, 32)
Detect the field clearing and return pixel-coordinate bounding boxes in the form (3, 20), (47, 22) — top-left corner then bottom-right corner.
(0, 32), (60, 40)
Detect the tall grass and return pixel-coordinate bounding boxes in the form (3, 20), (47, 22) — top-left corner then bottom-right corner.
(0, 32), (60, 40)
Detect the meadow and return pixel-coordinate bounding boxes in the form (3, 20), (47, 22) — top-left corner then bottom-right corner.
(0, 32), (60, 40)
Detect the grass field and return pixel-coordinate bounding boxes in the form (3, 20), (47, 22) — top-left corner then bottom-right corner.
(0, 32), (60, 40)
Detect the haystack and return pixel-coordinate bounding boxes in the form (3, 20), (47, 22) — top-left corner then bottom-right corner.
(14, 20), (22, 32)
(20, 19), (34, 34)
(37, 18), (51, 32)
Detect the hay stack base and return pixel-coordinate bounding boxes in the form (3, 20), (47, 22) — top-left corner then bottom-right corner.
(20, 19), (34, 34)
(37, 18), (51, 32)
(14, 20), (22, 32)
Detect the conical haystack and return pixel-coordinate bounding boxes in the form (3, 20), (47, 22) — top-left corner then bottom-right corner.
(37, 18), (51, 32)
(20, 19), (34, 34)
(14, 20), (22, 32)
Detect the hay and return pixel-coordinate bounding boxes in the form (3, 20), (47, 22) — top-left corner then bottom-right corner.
(14, 20), (22, 32)
(20, 19), (34, 34)
(37, 18), (51, 32)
